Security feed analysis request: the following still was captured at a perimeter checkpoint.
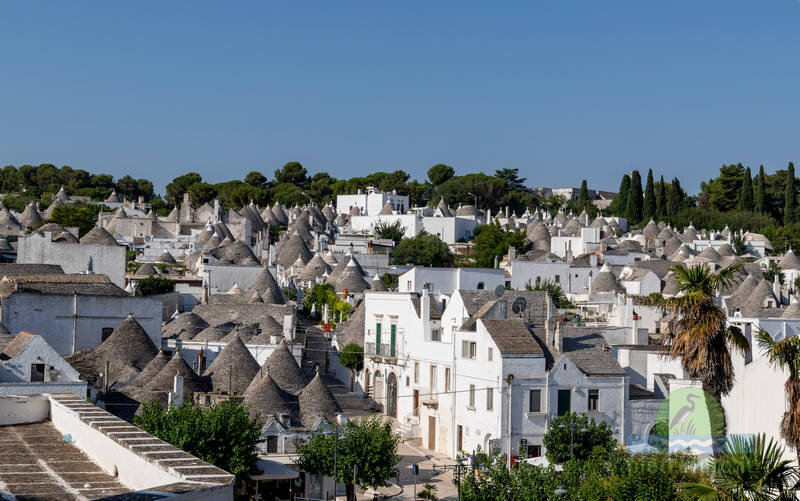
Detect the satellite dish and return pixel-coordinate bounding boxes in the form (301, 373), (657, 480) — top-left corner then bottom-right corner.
(494, 285), (505, 298)
(512, 297), (527, 315)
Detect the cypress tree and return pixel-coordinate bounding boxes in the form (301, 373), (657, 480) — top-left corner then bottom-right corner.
(626, 170), (643, 224)
(643, 169), (656, 221)
(578, 179), (590, 205)
(738, 167), (754, 212)
(667, 177), (683, 217)
(785, 162), (796, 224)
(615, 174), (630, 218)
(656, 175), (667, 219)
(755, 165), (766, 214)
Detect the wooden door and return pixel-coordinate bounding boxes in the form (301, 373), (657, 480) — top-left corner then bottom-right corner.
(428, 417), (436, 451)
(413, 389), (419, 417)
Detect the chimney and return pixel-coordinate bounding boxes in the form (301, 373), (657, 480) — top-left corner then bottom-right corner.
(544, 290), (552, 345)
(197, 349), (206, 373)
(138, 195), (144, 205)
(629, 311), (639, 345)
(421, 286), (430, 323)
(201, 280), (209, 304)
(774, 274), (782, 304)
(566, 241), (573, 264)
(505, 206), (509, 218)
(554, 317), (563, 352)
(283, 314), (294, 342)
(589, 253), (597, 267)
(169, 374), (184, 408)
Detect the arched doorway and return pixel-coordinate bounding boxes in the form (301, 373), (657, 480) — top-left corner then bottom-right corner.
(373, 372), (384, 411)
(364, 368), (371, 395)
(386, 373), (398, 418)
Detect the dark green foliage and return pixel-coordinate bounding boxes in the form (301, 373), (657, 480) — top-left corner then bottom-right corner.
(340, 343), (364, 392)
(785, 162), (796, 224)
(274, 161), (309, 187)
(763, 262), (785, 285)
(418, 483), (438, 500)
(134, 399), (261, 478)
(48, 203), (101, 237)
(187, 182), (217, 205)
(626, 170), (643, 224)
(612, 174), (630, 218)
(460, 447), (698, 501)
(302, 283), (350, 324)
(542, 412), (615, 463)
(244, 170), (268, 188)
(756, 165), (767, 214)
(656, 175), (667, 219)
(392, 232), (454, 267)
(137, 276), (176, 296)
(374, 219), (406, 244)
(166, 172), (202, 205)
(730, 232), (748, 256)
(494, 168), (527, 190)
(435, 173), (509, 213)
(644, 169), (656, 220)
(525, 279), (573, 308)
(295, 415), (400, 495)
(578, 179), (589, 204)
(738, 167), (754, 212)
(472, 223), (530, 269)
(667, 177), (686, 217)
(427, 164), (455, 186)
(380, 273), (399, 290)
(704, 163), (746, 212)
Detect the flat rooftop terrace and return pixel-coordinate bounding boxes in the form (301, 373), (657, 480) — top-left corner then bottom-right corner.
(0, 421), (128, 500)
(0, 393), (234, 500)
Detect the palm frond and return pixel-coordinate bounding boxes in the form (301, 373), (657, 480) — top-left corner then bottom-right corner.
(726, 325), (750, 356)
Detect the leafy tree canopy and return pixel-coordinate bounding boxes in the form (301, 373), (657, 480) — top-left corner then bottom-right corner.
(427, 163), (455, 186)
(542, 412), (615, 463)
(392, 232), (454, 267)
(472, 223), (530, 268)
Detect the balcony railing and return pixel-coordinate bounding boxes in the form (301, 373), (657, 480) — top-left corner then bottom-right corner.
(365, 342), (399, 358)
(365, 328), (404, 360)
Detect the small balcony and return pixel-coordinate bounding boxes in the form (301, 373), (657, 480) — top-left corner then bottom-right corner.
(365, 329), (403, 363)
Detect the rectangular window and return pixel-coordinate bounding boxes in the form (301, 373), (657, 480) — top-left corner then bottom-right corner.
(529, 389), (541, 413)
(588, 389), (599, 411)
(486, 388), (493, 411)
(430, 365), (437, 391)
(414, 362), (420, 383)
(101, 327), (113, 342)
(30, 364), (45, 382)
(407, 280), (412, 290)
(488, 347), (493, 361)
(554, 275), (560, 283)
(431, 329), (441, 342)
(469, 385), (475, 407)
(469, 342), (477, 359)
(558, 389), (571, 416)
(462, 340), (469, 357)
(445, 367), (451, 392)
(528, 445), (542, 458)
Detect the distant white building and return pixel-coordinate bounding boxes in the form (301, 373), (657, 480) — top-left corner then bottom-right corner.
(0, 331), (87, 398)
(336, 188), (409, 217)
(398, 267), (507, 295)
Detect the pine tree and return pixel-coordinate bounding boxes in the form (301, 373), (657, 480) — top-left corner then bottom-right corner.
(738, 167), (754, 212)
(785, 162), (796, 224)
(626, 170), (643, 224)
(755, 165), (767, 214)
(643, 169), (656, 221)
(656, 175), (667, 219)
(667, 177), (683, 217)
(615, 174), (630, 218)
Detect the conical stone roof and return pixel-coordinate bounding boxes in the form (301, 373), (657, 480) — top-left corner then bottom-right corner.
(244, 369), (299, 423)
(298, 253), (332, 283)
(782, 301), (800, 319)
(18, 202), (42, 229)
(0, 207), (23, 235)
(271, 203), (289, 226)
(247, 266), (286, 305)
(592, 264), (623, 294)
(162, 312), (209, 339)
(265, 340), (307, 394)
(378, 200), (395, 215)
(716, 243), (735, 257)
(298, 371), (342, 427)
(135, 262), (158, 277)
(80, 226), (118, 246)
(780, 249), (800, 271)
(203, 332), (260, 395)
(642, 220), (659, 239)
(145, 351), (205, 395)
(130, 350), (170, 388)
(335, 258), (370, 293)
(85, 314), (158, 386)
(370, 274), (388, 292)
(276, 231), (312, 268)
(157, 251), (177, 264)
(105, 190), (121, 204)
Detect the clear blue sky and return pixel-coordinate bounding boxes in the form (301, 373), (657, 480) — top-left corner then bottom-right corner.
(1, 1), (798, 195)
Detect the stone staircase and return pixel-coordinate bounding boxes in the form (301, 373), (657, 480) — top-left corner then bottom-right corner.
(301, 326), (329, 377)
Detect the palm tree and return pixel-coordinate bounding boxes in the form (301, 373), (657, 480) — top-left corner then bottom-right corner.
(658, 262), (750, 450)
(757, 329), (800, 464)
(679, 434), (797, 500)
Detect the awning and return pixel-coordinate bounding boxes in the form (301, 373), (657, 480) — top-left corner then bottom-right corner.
(250, 458), (300, 481)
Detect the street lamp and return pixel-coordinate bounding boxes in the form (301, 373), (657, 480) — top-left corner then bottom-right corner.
(467, 192), (478, 208)
(559, 419), (588, 459)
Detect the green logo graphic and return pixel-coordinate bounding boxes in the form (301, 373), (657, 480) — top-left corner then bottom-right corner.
(654, 387), (724, 455)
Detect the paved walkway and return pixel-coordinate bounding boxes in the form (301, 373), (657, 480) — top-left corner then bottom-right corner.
(367, 440), (460, 501)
